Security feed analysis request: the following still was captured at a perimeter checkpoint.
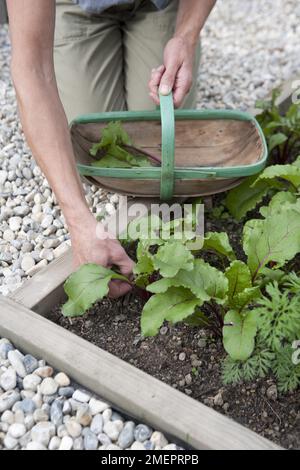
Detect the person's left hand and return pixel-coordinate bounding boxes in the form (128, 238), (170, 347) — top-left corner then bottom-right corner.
(148, 36), (196, 108)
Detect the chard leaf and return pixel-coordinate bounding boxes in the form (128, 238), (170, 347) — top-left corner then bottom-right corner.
(223, 310), (258, 361)
(153, 241), (194, 277)
(62, 264), (127, 318)
(243, 205), (300, 278)
(254, 164), (300, 189)
(141, 287), (199, 336)
(225, 176), (270, 220)
(203, 232), (236, 260)
(148, 259), (228, 302)
(260, 191), (297, 217)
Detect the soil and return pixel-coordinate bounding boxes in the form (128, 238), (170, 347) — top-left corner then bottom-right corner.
(48, 191), (300, 450)
(49, 292), (300, 450)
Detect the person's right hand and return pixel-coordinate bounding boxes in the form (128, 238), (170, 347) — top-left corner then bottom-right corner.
(69, 213), (135, 299)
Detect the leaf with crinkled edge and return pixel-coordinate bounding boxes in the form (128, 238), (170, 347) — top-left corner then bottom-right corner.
(63, 264), (127, 318)
(147, 259), (228, 302)
(152, 241), (194, 278)
(243, 205), (300, 278)
(260, 191), (297, 218)
(253, 164), (300, 189)
(141, 287), (199, 336)
(203, 232), (236, 260)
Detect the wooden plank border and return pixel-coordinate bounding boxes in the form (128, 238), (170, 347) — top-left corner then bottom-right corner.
(0, 296), (281, 450)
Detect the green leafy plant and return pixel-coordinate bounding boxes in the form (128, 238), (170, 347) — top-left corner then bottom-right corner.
(90, 121), (161, 168)
(256, 89), (300, 164)
(226, 156), (300, 219)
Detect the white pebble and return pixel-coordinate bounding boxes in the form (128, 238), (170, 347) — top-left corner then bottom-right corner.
(59, 435), (73, 450)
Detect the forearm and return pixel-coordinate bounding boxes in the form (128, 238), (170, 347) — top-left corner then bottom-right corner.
(11, 64), (92, 230)
(175, 0), (217, 46)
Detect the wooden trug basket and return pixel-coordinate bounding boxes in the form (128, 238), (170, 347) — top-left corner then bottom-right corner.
(71, 93), (268, 200)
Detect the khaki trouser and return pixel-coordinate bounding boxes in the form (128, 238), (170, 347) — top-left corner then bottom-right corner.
(54, 0), (201, 122)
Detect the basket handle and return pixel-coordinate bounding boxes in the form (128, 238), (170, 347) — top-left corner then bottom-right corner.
(159, 92), (175, 200)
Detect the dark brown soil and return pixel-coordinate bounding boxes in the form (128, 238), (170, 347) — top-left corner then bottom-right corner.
(49, 291), (300, 450)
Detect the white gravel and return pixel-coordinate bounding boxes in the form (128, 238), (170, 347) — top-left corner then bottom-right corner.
(0, 0), (299, 294)
(198, 0), (300, 110)
(0, 337), (181, 451)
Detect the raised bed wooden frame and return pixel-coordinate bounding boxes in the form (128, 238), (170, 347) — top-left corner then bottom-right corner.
(2, 83), (296, 450)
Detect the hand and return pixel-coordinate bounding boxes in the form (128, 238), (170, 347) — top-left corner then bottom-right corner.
(70, 214), (135, 299)
(148, 36), (196, 108)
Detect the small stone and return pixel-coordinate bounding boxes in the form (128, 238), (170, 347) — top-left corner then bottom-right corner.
(76, 404), (92, 427)
(59, 435), (73, 450)
(4, 435), (18, 450)
(131, 441), (145, 450)
(66, 419), (82, 438)
(33, 408), (49, 423)
(50, 400), (63, 426)
(57, 424), (68, 438)
(24, 415), (35, 431)
(0, 170), (8, 185)
(90, 414), (103, 435)
(0, 341), (14, 360)
(102, 408), (112, 424)
(34, 366), (54, 378)
(160, 326), (168, 335)
(22, 167), (33, 180)
(72, 389), (91, 403)
(134, 424), (152, 442)
(150, 431), (168, 448)
(54, 372), (70, 388)
(7, 350), (26, 378)
(62, 400), (72, 415)
(39, 377), (58, 396)
(9, 216), (22, 231)
(21, 255), (36, 273)
(213, 391), (224, 407)
(32, 393), (43, 408)
(26, 441), (47, 451)
(22, 398), (36, 414)
(73, 437), (84, 451)
(103, 420), (123, 441)
(58, 387), (74, 398)
(198, 339), (207, 349)
(84, 430), (98, 450)
(89, 397), (109, 415)
(98, 433), (112, 446)
(1, 410), (14, 424)
(178, 352), (186, 361)
(0, 390), (20, 413)
(3, 229), (15, 242)
(118, 421), (135, 449)
(31, 422), (55, 446)
(266, 384), (278, 401)
(23, 355), (39, 375)
(8, 423), (26, 439)
(14, 409), (25, 424)
(0, 368), (17, 391)
(49, 436), (61, 451)
(41, 215), (53, 229)
(23, 374), (42, 392)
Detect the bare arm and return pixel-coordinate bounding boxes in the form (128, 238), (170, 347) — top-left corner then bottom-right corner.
(7, 0), (133, 296)
(149, 0), (217, 107)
